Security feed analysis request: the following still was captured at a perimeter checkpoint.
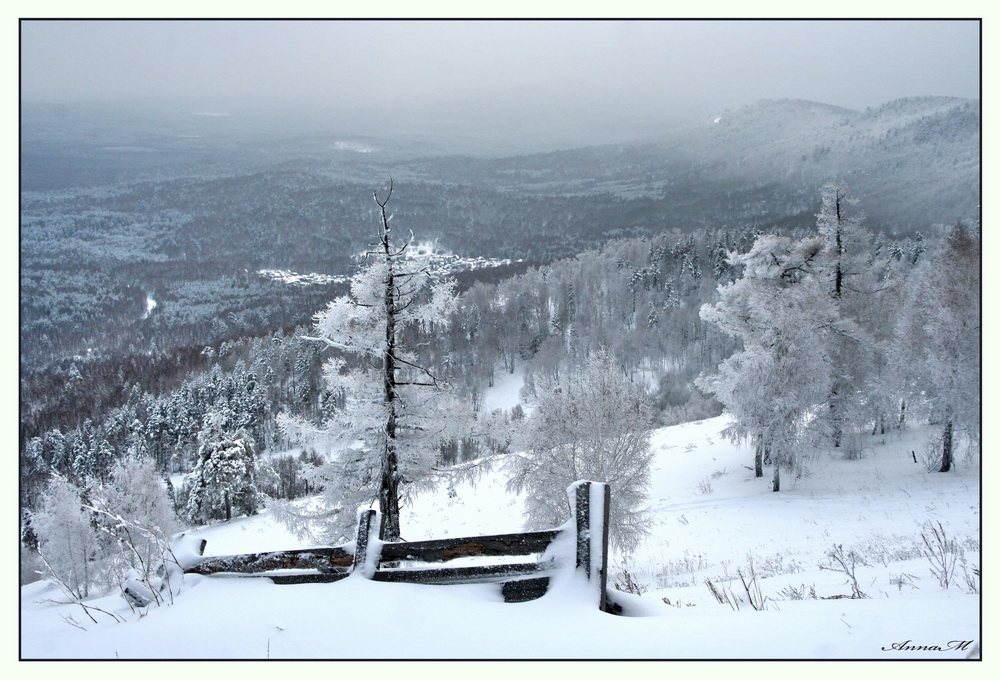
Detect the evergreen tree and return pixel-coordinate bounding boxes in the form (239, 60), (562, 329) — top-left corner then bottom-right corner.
(185, 413), (266, 523)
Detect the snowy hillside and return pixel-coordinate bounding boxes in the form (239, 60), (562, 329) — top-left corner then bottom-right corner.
(20, 415), (980, 660)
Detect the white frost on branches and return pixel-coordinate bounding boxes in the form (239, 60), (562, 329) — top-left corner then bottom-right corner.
(506, 348), (654, 553)
(698, 234), (838, 477)
(30, 457), (179, 606)
(30, 474), (106, 600)
(274, 188), (467, 543)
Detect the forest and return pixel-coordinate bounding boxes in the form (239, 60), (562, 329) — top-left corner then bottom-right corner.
(19, 96), (980, 599)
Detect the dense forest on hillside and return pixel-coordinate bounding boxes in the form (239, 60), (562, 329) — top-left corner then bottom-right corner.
(20, 204), (964, 508)
(19, 96), (980, 513)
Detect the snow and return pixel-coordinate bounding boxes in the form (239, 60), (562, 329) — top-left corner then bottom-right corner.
(19, 416), (981, 660)
(257, 269), (347, 286)
(259, 246), (523, 291)
(480, 368), (524, 413)
(331, 140), (376, 154)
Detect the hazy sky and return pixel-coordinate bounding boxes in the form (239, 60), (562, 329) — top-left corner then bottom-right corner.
(20, 20), (981, 139)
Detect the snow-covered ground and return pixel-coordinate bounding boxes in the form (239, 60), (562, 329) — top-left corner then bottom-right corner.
(480, 368), (525, 413)
(258, 242), (524, 291)
(20, 415), (980, 660)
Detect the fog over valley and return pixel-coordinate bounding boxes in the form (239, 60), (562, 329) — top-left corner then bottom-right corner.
(21, 20), (979, 151)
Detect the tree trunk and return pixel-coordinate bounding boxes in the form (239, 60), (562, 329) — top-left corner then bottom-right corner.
(829, 390), (841, 448)
(380, 286), (402, 540)
(832, 188), (844, 300)
(379, 441), (402, 541)
(939, 419), (954, 473)
(378, 183), (403, 542)
(754, 442), (763, 478)
(872, 412), (885, 436)
(772, 465), (780, 492)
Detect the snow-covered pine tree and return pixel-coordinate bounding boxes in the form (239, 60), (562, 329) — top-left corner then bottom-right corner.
(185, 413), (267, 523)
(276, 182), (465, 543)
(506, 348), (654, 552)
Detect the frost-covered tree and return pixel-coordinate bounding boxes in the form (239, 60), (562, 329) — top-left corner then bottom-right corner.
(893, 222), (980, 471)
(507, 348), (654, 552)
(277, 182), (464, 542)
(813, 184), (877, 452)
(698, 235), (838, 490)
(30, 459), (181, 604)
(29, 474), (109, 600)
(185, 414), (266, 523)
(87, 457), (181, 605)
(816, 184), (864, 300)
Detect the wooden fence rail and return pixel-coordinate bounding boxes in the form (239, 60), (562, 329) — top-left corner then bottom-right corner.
(179, 480), (610, 611)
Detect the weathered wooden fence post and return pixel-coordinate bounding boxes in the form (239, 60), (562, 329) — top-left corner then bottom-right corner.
(181, 483), (613, 608)
(571, 481), (611, 612)
(352, 508), (380, 578)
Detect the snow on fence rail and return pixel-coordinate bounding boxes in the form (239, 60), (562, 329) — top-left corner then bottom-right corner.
(177, 481), (611, 611)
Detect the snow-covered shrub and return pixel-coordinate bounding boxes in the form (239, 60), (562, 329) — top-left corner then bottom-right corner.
(507, 348), (654, 552)
(777, 583), (817, 600)
(30, 458), (182, 605)
(736, 557), (770, 611)
(820, 543), (868, 599)
(612, 567), (647, 596)
(30, 474), (110, 600)
(88, 457), (181, 606)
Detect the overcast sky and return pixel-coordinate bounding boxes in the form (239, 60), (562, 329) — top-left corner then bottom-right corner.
(20, 20), (980, 141)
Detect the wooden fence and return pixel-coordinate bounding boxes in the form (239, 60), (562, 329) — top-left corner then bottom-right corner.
(178, 480), (611, 611)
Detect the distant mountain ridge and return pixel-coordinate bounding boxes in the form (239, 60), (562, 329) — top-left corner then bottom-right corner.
(407, 96), (979, 234)
(660, 96), (980, 231)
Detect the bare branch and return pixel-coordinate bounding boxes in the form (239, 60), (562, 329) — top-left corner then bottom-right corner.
(374, 177), (394, 209)
(390, 229), (415, 258)
(389, 351), (443, 385)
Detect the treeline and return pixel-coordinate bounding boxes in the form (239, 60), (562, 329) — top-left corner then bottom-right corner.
(432, 219), (932, 430)
(18, 259), (536, 444)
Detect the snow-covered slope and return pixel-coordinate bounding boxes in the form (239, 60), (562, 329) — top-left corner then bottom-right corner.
(20, 415), (980, 659)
